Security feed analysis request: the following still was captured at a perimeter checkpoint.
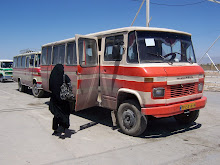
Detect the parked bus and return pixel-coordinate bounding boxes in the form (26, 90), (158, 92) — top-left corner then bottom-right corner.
(13, 51), (45, 98)
(41, 27), (207, 136)
(0, 60), (13, 82)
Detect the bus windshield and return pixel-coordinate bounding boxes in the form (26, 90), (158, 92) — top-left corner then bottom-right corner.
(1, 62), (13, 68)
(135, 31), (196, 64)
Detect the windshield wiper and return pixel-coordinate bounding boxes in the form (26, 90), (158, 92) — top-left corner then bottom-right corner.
(173, 52), (193, 64)
(147, 52), (165, 59)
(147, 52), (174, 65)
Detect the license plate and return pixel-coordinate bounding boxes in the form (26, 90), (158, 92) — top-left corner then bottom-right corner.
(180, 102), (196, 111)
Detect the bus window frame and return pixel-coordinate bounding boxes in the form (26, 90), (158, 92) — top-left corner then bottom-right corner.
(41, 46), (52, 66)
(52, 44), (66, 66)
(26, 56), (30, 68)
(66, 41), (77, 66)
(75, 35), (98, 68)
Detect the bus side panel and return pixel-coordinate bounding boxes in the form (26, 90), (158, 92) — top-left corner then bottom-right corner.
(32, 67), (42, 86)
(13, 68), (26, 84)
(75, 66), (99, 111)
(41, 65), (50, 92)
(64, 65), (78, 97)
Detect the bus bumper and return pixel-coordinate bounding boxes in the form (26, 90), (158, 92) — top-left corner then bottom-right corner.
(2, 76), (13, 80)
(141, 96), (207, 118)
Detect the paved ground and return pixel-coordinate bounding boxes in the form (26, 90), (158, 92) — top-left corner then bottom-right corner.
(204, 71), (220, 92)
(0, 82), (220, 165)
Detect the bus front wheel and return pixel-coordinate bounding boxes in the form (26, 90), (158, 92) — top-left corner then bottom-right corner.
(117, 100), (147, 136)
(32, 83), (44, 98)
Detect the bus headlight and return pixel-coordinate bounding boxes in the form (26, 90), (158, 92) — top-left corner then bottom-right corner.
(153, 88), (165, 98)
(198, 83), (203, 92)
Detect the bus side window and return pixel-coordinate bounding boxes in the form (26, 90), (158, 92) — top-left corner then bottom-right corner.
(17, 57), (21, 68)
(21, 56), (26, 68)
(38, 54), (41, 66)
(52, 44), (65, 65)
(13, 57), (17, 68)
(78, 38), (98, 67)
(66, 42), (77, 65)
(35, 54), (41, 67)
(35, 55), (38, 67)
(104, 35), (124, 61)
(127, 32), (138, 63)
(26, 56), (30, 68)
(42, 47), (47, 65)
(47, 47), (52, 65)
(30, 55), (34, 67)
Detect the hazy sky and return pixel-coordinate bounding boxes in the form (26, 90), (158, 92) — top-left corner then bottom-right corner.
(0, 0), (219, 62)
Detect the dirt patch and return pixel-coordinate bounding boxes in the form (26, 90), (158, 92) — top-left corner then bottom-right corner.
(204, 71), (220, 92)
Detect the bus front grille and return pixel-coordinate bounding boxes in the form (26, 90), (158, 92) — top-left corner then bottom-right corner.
(167, 83), (197, 98)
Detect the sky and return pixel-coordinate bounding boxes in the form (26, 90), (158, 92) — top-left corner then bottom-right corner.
(0, 0), (219, 64)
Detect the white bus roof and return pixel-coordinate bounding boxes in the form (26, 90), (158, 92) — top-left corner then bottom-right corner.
(14, 51), (41, 57)
(42, 26), (192, 47)
(0, 59), (13, 62)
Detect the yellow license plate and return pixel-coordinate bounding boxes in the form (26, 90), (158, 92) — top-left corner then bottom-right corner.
(180, 102), (196, 111)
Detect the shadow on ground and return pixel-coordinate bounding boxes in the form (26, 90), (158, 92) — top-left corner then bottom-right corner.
(141, 118), (201, 138)
(72, 107), (202, 138)
(16, 88), (50, 98)
(45, 102), (202, 139)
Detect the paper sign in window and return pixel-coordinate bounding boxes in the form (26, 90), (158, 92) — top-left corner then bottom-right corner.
(145, 38), (155, 47)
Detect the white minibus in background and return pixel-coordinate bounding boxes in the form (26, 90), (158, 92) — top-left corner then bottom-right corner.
(13, 51), (45, 98)
(0, 60), (13, 82)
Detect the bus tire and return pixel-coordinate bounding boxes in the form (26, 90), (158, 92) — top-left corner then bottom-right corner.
(117, 100), (147, 136)
(174, 110), (200, 124)
(32, 83), (44, 98)
(18, 81), (24, 92)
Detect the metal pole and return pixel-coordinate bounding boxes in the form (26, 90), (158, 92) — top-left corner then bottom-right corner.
(198, 35), (220, 63)
(206, 53), (220, 72)
(146, 0), (150, 27)
(131, 0), (145, 27)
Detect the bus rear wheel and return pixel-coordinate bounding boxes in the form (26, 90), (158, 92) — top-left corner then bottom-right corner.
(174, 110), (200, 124)
(32, 83), (44, 98)
(117, 100), (147, 136)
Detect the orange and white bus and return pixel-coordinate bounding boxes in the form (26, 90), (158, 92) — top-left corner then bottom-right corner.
(13, 51), (45, 98)
(41, 27), (207, 136)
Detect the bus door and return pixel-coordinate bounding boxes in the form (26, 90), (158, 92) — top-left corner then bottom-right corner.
(75, 35), (99, 111)
(34, 53), (41, 82)
(27, 54), (35, 86)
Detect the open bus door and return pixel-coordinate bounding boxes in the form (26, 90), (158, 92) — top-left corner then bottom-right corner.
(75, 35), (99, 111)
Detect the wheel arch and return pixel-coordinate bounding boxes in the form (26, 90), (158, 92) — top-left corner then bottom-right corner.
(117, 88), (143, 109)
(32, 78), (37, 85)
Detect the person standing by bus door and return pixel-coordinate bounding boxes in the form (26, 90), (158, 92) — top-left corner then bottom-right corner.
(49, 64), (71, 136)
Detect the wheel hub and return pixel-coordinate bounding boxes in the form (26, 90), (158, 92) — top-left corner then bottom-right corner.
(33, 86), (39, 95)
(122, 109), (136, 129)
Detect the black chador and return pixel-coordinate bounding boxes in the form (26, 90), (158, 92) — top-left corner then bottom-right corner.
(49, 64), (71, 134)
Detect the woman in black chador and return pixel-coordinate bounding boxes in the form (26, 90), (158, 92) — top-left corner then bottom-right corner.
(49, 64), (71, 135)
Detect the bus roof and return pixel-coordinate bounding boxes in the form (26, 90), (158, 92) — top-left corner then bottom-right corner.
(0, 59), (13, 62)
(14, 51), (41, 57)
(42, 26), (192, 47)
